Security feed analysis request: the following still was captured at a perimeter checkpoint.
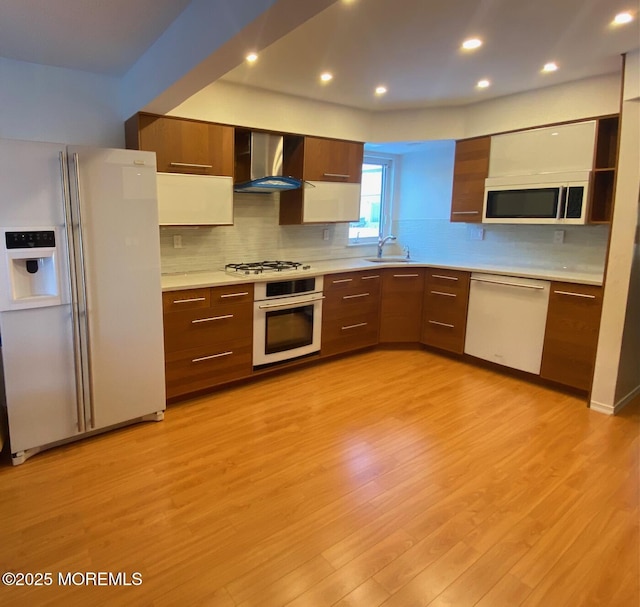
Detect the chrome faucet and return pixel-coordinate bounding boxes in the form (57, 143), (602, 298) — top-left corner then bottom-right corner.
(377, 234), (396, 258)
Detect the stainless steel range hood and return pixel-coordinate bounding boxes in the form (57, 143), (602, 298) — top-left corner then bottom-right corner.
(234, 131), (302, 193)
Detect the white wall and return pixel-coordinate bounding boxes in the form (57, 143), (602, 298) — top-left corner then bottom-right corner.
(591, 51), (640, 414)
(0, 58), (122, 146)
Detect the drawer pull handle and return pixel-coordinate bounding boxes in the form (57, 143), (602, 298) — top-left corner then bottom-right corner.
(451, 211), (479, 215)
(191, 314), (233, 324)
(332, 278), (353, 284)
(342, 322), (368, 330)
(431, 274), (458, 281)
(192, 351), (233, 363)
(173, 296), (206, 304)
(428, 320), (455, 328)
(361, 275), (380, 280)
(324, 173), (350, 178)
(343, 293), (370, 300)
(554, 290), (596, 299)
(393, 274), (419, 278)
(220, 292), (249, 298)
(430, 291), (457, 297)
(170, 162), (213, 169)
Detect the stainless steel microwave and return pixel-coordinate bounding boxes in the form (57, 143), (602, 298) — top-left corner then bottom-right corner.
(483, 171), (590, 224)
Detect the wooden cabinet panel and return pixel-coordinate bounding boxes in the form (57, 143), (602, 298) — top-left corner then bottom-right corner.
(450, 137), (490, 223)
(162, 283), (254, 399)
(321, 270), (381, 357)
(379, 269), (425, 342)
(126, 113), (234, 176)
(302, 137), (364, 183)
(540, 282), (603, 391)
(280, 136), (364, 224)
(162, 288), (211, 313)
(421, 269), (470, 354)
(165, 340), (252, 399)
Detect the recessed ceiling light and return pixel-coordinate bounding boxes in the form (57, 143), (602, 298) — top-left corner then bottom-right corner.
(462, 38), (483, 51)
(476, 79), (491, 89)
(320, 72), (333, 83)
(375, 85), (387, 95)
(613, 12), (634, 25)
(245, 52), (258, 63)
(542, 62), (558, 73)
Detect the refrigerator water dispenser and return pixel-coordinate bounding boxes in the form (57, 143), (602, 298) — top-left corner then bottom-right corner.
(0, 229), (63, 310)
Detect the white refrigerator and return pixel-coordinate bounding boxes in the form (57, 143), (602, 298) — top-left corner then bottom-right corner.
(0, 139), (166, 465)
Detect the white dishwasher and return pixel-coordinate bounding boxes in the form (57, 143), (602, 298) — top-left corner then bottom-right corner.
(464, 273), (550, 374)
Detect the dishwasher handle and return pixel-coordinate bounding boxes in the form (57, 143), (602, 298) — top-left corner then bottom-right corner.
(470, 276), (546, 290)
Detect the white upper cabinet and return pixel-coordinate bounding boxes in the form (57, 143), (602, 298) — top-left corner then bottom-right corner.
(156, 173), (233, 226)
(488, 121), (597, 177)
(301, 181), (361, 223)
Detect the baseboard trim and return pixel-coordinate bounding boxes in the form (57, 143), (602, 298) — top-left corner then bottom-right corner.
(590, 383), (640, 415)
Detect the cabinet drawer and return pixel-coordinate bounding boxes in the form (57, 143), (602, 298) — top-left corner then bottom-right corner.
(321, 310), (379, 357)
(324, 290), (380, 318)
(324, 271), (382, 294)
(382, 269), (425, 293)
(163, 288), (210, 313)
(425, 269), (470, 295)
(211, 283), (254, 306)
(421, 317), (466, 354)
(165, 340), (252, 399)
(164, 304), (252, 353)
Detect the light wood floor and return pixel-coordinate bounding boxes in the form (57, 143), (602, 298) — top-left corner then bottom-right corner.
(1, 349), (638, 606)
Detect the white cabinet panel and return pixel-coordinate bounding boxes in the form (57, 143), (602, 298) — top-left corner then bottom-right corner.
(302, 181), (361, 223)
(157, 173), (233, 225)
(489, 121), (596, 177)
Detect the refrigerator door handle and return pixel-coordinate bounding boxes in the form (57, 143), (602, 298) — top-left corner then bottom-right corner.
(60, 151), (86, 434)
(70, 153), (95, 430)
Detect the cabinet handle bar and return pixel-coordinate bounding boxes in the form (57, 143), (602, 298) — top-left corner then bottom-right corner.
(428, 320), (455, 328)
(173, 297), (206, 304)
(554, 290), (596, 299)
(342, 322), (368, 330)
(431, 275), (458, 281)
(192, 351), (233, 363)
(170, 162), (213, 169)
(430, 291), (457, 297)
(343, 293), (370, 300)
(192, 314), (233, 324)
(220, 292), (249, 298)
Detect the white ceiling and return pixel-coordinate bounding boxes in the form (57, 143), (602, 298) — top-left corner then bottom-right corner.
(0, 0), (637, 110)
(0, 0), (191, 75)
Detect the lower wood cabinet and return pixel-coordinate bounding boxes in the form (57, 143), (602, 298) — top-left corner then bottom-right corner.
(162, 284), (253, 398)
(540, 282), (603, 391)
(421, 269), (470, 354)
(379, 269), (425, 342)
(321, 270), (381, 357)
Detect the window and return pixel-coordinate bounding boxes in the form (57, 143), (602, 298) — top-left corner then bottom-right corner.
(349, 156), (393, 244)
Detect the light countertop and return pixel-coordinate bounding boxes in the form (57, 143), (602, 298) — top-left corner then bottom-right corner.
(161, 258), (603, 291)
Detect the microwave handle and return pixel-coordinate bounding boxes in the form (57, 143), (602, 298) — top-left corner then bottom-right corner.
(557, 186), (568, 219)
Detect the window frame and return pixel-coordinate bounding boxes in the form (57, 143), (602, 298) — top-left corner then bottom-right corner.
(348, 153), (395, 245)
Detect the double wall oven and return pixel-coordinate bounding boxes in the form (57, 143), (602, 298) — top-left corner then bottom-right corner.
(226, 261), (323, 368)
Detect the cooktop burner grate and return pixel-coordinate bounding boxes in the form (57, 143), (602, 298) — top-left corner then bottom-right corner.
(225, 260), (310, 275)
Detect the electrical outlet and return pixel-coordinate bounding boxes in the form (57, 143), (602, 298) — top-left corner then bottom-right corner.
(322, 228), (330, 241)
(173, 235), (182, 249)
(553, 230), (565, 244)
(469, 225), (485, 241)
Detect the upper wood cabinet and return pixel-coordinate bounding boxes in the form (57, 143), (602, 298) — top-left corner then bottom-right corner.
(125, 113), (234, 177)
(279, 135), (364, 225)
(450, 136), (491, 223)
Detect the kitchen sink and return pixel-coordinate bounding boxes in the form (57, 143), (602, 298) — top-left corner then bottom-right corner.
(363, 256), (415, 263)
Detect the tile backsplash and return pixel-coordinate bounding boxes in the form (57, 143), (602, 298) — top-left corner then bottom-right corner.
(160, 192), (609, 277)
(159, 193), (377, 274)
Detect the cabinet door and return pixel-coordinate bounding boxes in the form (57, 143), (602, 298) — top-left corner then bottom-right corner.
(450, 137), (490, 223)
(303, 137), (364, 183)
(302, 181), (361, 223)
(136, 114), (234, 176)
(379, 269), (425, 342)
(540, 282), (603, 391)
(421, 269), (470, 354)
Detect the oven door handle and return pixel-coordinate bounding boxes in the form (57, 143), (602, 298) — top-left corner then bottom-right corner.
(258, 295), (325, 309)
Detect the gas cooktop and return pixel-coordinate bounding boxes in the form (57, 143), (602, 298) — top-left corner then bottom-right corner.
(225, 260), (311, 275)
